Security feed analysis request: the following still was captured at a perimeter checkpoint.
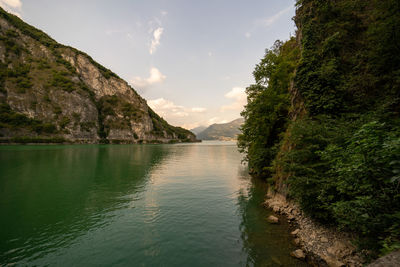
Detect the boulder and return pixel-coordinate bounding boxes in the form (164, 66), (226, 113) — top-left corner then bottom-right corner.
(291, 249), (306, 260)
(291, 229), (300, 236)
(267, 215), (279, 224)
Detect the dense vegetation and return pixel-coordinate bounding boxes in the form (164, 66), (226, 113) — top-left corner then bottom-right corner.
(239, 0), (400, 257)
(238, 38), (300, 177)
(148, 108), (193, 141)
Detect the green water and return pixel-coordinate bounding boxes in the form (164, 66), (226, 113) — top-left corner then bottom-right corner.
(0, 141), (307, 266)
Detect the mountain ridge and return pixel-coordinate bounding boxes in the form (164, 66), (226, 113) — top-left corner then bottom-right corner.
(0, 7), (196, 144)
(197, 118), (244, 140)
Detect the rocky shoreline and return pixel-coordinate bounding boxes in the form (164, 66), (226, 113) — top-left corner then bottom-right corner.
(264, 190), (365, 267)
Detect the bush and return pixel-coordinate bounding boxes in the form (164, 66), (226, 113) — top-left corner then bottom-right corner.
(0, 103), (58, 134)
(283, 116), (400, 254)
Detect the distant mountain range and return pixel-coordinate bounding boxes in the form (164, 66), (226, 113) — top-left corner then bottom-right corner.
(190, 126), (207, 135)
(195, 118), (244, 140)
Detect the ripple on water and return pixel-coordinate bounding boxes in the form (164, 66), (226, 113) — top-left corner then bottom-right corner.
(0, 143), (308, 266)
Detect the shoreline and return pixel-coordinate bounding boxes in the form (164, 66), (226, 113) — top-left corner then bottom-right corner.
(264, 189), (365, 267)
(0, 138), (201, 145)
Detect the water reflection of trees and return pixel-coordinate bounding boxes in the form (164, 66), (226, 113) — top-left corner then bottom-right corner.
(0, 145), (171, 265)
(236, 168), (307, 267)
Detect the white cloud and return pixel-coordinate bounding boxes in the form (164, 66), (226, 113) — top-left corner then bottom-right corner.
(150, 27), (163, 54)
(208, 51), (212, 57)
(245, 32), (251, 38)
(161, 10), (168, 16)
(130, 67), (166, 89)
(0, 0), (21, 9)
(0, 0), (22, 17)
(221, 87), (247, 112)
(259, 6), (292, 27)
(148, 98), (208, 128)
(191, 107), (206, 113)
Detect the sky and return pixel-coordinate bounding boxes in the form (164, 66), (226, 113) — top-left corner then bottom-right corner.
(0, 0), (297, 129)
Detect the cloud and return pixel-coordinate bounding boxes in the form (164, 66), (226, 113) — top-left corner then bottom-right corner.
(0, 0), (21, 9)
(0, 0), (22, 17)
(207, 117), (228, 125)
(161, 10), (168, 16)
(150, 27), (163, 54)
(191, 107), (206, 113)
(148, 98), (208, 128)
(245, 32), (251, 38)
(130, 67), (166, 89)
(259, 6), (292, 27)
(221, 87), (247, 112)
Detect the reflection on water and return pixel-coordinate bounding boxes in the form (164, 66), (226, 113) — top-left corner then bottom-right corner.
(0, 142), (308, 266)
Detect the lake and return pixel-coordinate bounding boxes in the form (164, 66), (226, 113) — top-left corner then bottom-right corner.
(0, 141), (307, 266)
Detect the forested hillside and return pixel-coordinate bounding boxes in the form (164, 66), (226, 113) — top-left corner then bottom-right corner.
(238, 0), (400, 258)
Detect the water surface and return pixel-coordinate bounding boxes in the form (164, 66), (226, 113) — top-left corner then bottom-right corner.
(0, 141), (307, 266)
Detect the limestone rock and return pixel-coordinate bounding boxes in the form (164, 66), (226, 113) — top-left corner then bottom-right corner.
(321, 237), (329, 243)
(291, 229), (300, 236)
(267, 215), (279, 224)
(0, 9), (197, 144)
(291, 249), (306, 260)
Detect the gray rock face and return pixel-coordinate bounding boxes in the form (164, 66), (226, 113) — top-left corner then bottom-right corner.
(368, 250), (400, 267)
(0, 8), (196, 143)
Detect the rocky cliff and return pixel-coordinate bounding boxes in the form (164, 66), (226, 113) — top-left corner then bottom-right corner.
(0, 7), (196, 144)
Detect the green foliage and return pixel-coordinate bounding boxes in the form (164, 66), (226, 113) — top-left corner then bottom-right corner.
(239, 0), (400, 257)
(295, 0), (400, 115)
(238, 38), (300, 177)
(121, 102), (139, 119)
(0, 7), (57, 48)
(0, 136), (66, 143)
(59, 116), (71, 128)
(50, 71), (75, 92)
(0, 103), (57, 134)
(285, 117), (400, 253)
(80, 121), (95, 132)
(325, 122), (400, 251)
(148, 107), (194, 141)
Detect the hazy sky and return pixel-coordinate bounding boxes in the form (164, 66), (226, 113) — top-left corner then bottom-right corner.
(1, 0), (296, 129)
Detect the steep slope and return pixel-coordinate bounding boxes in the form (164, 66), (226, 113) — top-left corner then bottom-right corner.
(238, 0), (400, 263)
(0, 8), (196, 144)
(197, 118), (244, 140)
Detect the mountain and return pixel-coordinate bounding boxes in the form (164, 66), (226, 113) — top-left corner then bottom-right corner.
(190, 126), (207, 135)
(197, 118), (244, 140)
(0, 8), (196, 144)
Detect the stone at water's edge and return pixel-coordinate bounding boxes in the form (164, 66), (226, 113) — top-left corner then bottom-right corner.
(265, 190), (365, 266)
(291, 229), (300, 236)
(291, 249), (306, 260)
(267, 215), (279, 224)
